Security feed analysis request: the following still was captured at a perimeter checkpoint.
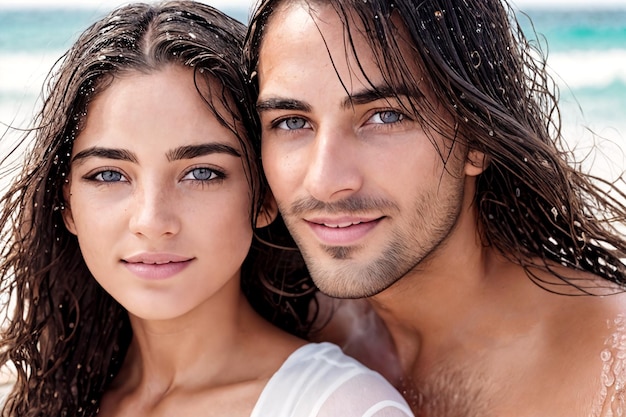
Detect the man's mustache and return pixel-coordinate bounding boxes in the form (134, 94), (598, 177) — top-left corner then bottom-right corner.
(288, 196), (399, 215)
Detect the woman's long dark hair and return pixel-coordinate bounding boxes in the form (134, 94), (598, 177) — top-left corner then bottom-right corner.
(0, 2), (314, 416)
(244, 0), (626, 295)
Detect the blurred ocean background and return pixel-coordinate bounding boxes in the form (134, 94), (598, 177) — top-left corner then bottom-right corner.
(0, 4), (625, 176)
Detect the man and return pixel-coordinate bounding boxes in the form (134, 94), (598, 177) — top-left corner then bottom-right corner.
(243, 0), (626, 415)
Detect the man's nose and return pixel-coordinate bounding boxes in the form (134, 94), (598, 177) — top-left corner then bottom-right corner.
(302, 126), (363, 202)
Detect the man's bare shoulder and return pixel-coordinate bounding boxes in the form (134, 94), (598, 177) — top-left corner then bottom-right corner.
(589, 302), (626, 417)
(540, 289), (626, 417)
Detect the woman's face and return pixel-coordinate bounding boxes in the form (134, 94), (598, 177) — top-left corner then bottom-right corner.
(63, 66), (270, 321)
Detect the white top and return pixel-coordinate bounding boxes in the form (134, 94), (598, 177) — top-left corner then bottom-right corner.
(251, 342), (414, 417)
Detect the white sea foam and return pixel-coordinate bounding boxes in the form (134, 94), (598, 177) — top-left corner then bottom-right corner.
(548, 49), (626, 89)
(0, 52), (62, 127)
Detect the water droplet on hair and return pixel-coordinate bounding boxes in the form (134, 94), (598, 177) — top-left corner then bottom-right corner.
(551, 207), (558, 220)
(98, 55), (106, 61)
(188, 32), (196, 39)
(434, 10), (443, 20)
(488, 130), (494, 136)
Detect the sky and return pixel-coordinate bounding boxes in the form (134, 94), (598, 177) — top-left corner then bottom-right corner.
(0, 0), (625, 9)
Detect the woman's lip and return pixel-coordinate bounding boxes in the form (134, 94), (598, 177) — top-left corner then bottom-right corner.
(123, 252), (193, 264)
(122, 258), (193, 280)
(305, 217), (382, 246)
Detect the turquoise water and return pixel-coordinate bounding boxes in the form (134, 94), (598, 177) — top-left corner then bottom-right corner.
(522, 9), (626, 52)
(0, 7), (248, 52)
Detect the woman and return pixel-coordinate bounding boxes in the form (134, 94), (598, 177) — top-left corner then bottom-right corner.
(0, 2), (412, 416)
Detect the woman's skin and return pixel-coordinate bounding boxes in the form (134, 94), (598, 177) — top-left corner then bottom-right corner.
(62, 65), (304, 417)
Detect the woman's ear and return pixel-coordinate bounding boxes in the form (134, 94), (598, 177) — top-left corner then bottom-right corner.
(61, 180), (77, 235)
(255, 191), (278, 229)
(465, 149), (489, 177)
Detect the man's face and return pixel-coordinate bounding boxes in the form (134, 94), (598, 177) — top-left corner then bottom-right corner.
(257, 3), (481, 298)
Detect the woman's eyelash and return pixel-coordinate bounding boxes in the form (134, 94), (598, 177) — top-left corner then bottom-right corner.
(85, 169), (127, 183)
(182, 167), (226, 182)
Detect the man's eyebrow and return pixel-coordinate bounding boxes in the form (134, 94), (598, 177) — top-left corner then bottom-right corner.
(256, 97), (312, 113)
(343, 85), (417, 109)
(256, 86), (418, 114)
(72, 147), (138, 164)
(166, 143), (241, 161)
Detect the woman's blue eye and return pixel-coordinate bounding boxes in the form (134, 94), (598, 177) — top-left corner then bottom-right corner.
(371, 111), (404, 124)
(277, 117), (309, 130)
(95, 170), (124, 182)
(184, 168), (217, 181)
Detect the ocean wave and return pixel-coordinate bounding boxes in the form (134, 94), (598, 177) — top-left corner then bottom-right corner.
(548, 49), (626, 89)
(0, 52), (62, 97)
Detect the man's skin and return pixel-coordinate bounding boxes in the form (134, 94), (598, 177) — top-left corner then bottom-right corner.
(254, 2), (626, 416)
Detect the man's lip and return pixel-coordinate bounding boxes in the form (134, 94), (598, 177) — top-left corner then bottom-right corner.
(304, 216), (382, 228)
(304, 216), (383, 245)
(122, 253), (193, 264)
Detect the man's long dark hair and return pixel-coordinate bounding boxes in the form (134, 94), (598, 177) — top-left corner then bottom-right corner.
(244, 0), (626, 294)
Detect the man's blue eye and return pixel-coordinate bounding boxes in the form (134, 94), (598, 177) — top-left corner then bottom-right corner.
(374, 111), (403, 124)
(278, 117), (308, 130)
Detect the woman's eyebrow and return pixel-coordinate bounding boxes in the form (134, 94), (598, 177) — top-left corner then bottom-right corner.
(71, 147), (137, 164)
(70, 143), (241, 165)
(166, 143), (241, 161)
